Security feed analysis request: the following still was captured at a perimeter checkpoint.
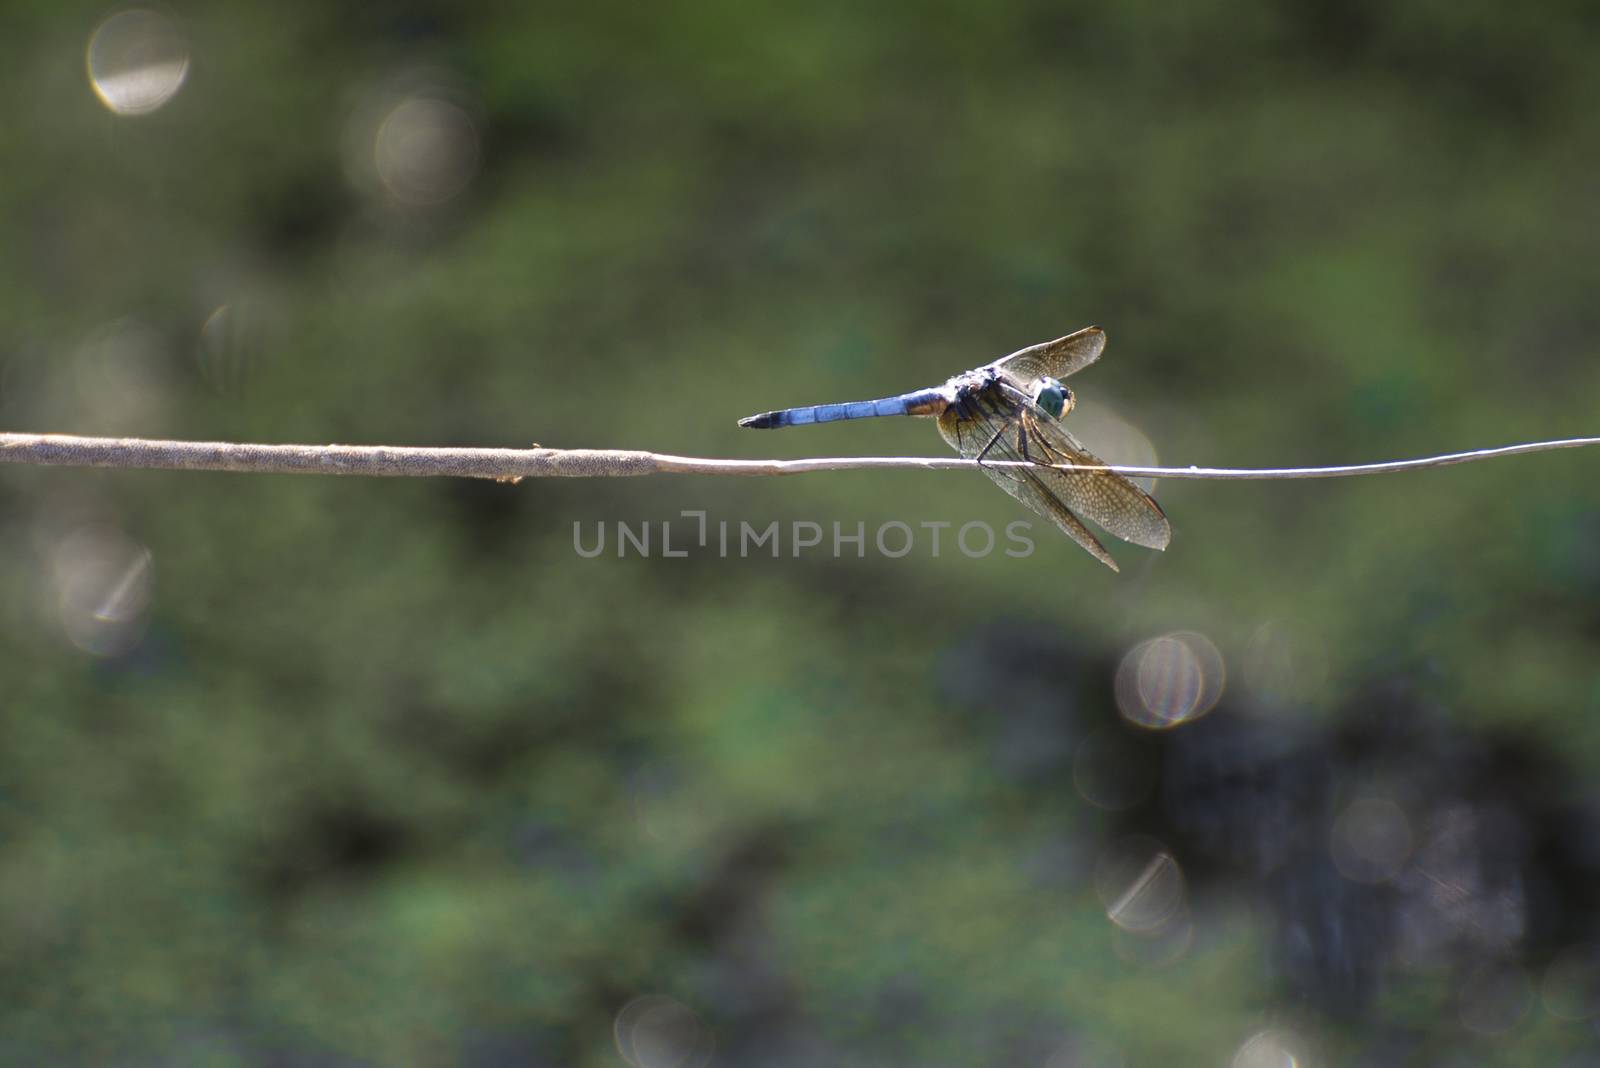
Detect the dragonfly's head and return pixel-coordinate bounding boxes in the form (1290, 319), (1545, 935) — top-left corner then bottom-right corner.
(1032, 377), (1074, 420)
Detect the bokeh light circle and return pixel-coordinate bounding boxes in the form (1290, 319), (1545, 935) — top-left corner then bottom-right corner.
(1093, 835), (1186, 934)
(1112, 907), (1194, 968)
(374, 95), (480, 205)
(1115, 630), (1225, 730)
(1458, 965), (1532, 1035)
(50, 524), (154, 657)
(74, 319), (172, 431)
(1241, 619), (1328, 706)
(1330, 796), (1413, 884)
(86, 9), (190, 116)
(1542, 949), (1600, 1021)
(613, 995), (714, 1068)
(1232, 1029), (1305, 1068)
(1064, 401), (1162, 494)
(197, 302), (273, 398)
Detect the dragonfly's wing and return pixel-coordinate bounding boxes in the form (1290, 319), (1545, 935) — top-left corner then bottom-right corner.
(937, 398), (1122, 570)
(1003, 466), (1124, 570)
(1019, 414), (1172, 550)
(990, 326), (1106, 382)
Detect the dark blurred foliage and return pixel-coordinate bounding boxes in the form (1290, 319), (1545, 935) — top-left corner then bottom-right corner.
(3, 1), (1600, 1064)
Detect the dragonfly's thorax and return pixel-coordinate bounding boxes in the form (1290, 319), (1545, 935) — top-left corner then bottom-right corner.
(944, 367), (1002, 403)
(943, 367), (1071, 422)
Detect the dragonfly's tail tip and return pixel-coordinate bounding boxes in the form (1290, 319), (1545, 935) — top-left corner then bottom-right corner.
(738, 413), (774, 429)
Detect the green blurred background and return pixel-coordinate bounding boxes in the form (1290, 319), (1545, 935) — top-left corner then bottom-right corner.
(4, 2), (1600, 1065)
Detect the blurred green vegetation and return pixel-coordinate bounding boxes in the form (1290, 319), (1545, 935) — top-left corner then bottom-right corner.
(3, 2), (1600, 1064)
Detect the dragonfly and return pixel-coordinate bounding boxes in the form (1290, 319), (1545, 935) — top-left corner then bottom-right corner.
(738, 326), (1170, 570)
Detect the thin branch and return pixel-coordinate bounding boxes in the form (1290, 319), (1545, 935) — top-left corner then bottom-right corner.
(0, 432), (1597, 481)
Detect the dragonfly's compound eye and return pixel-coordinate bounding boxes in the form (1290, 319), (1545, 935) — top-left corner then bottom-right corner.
(1033, 378), (1069, 419)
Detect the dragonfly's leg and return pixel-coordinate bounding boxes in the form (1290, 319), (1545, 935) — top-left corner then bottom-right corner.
(1002, 420), (1036, 482)
(974, 419), (1031, 484)
(973, 420), (1013, 467)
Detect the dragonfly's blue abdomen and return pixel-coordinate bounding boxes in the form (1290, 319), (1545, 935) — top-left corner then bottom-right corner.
(739, 388), (947, 429)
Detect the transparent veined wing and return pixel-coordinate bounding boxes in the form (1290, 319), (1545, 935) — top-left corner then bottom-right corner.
(936, 387), (1169, 570)
(1017, 414), (1171, 551)
(936, 389), (1119, 568)
(990, 326), (1106, 384)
